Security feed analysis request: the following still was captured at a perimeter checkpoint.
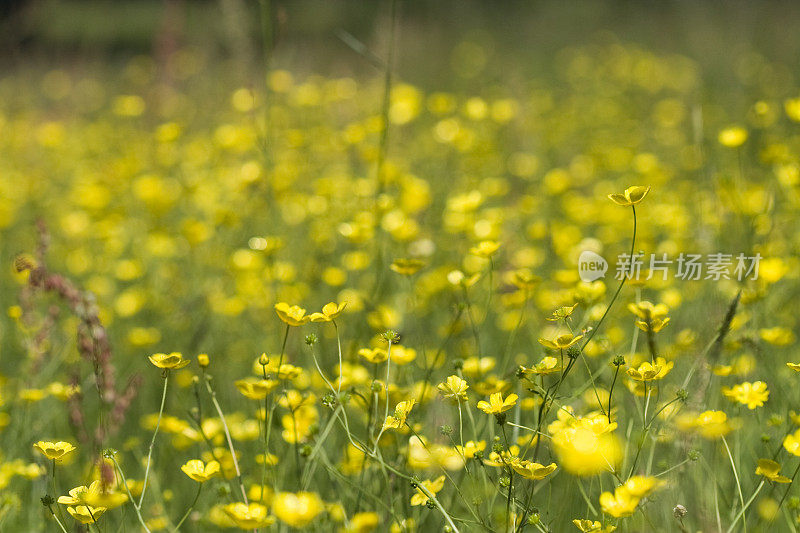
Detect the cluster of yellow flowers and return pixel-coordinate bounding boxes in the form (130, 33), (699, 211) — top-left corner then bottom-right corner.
(3, 26), (800, 532)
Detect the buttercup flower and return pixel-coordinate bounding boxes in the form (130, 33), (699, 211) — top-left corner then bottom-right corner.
(573, 519), (617, 532)
(721, 381), (769, 409)
(272, 491), (324, 528)
(181, 459), (221, 482)
(510, 459), (557, 480)
(622, 476), (664, 498)
(33, 441), (76, 461)
(59, 481), (127, 508)
(469, 240), (500, 258)
(756, 458), (791, 483)
(456, 440), (486, 459)
(784, 429), (800, 456)
(358, 347), (388, 364)
(309, 302), (347, 322)
(410, 475), (445, 506)
(599, 486), (639, 517)
(538, 333), (583, 350)
(437, 375), (469, 401)
(694, 410), (736, 439)
(521, 356), (562, 376)
(148, 352), (190, 370)
(546, 303), (579, 322)
(390, 258), (425, 276)
(447, 269), (480, 287)
(626, 357), (674, 381)
(477, 392), (518, 415)
(66, 505), (106, 524)
(274, 302), (310, 326)
(718, 126), (748, 147)
(235, 377), (279, 400)
(607, 185), (650, 206)
(382, 400), (416, 430)
(223, 502), (275, 529)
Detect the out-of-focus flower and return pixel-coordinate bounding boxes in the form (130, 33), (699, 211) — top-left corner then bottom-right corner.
(607, 185), (650, 206)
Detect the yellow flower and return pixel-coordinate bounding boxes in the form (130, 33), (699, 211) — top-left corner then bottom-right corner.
(85, 488), (128, 510)
(455, 440), (486, 459)
(718, 126), (748, 147)
(721, 381), (769, 409)
(755, 459), (791, 483)
(57, 480), (127, 509)
(607, 185), (650, 206)
(622, 476), (664, 498)
(462, 356), (496, 377)
(546, 303), (578, 322)
(469, 240), (500, 258)
(274, 302), (310, 326)
(628, 301), (670, 332)
(148, 352), (190, 370)
(437, 375), (469, 401)
(599, 486), (639, 518)
(344, 511), (380, 533)
(197, 353), (210, 367)
(511, 269), (540, 290)
(358, 347), (388, 364)
(787, 362), (800, 372)
(626, 357), (673, 382)
(410, 475), (445, 506)
(181, 459), (221, 482)
(510, 459), (557, 480)
(477, 392), (518, 415)
(309, 302), (347, 322)
(635, 316), (670, 333)
(33, 441), (76, 461)
(390, 258), (425, 276)
(382, 400), (416, 430)
(67, 505), (106, 524)
(538, 333), (583, 350)
(552, 425), (622, 477)
(223, 502), (275, 529)
(447, 269), (480, 287)
(573, 519), (617, 532)
(784, 429), (800, 456)
(694, 410), (735, 439)
(390, 345), (417, 365)
(521, 356), (562, 376)
(272, 491), (324, 528)
(235, 377), (279, 400)
(761, 327), (795, 346)
(58, 485), (90, 505)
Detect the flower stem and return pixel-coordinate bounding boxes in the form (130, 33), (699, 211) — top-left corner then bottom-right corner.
(202, 370), (249, 504)
(46, 504), (69, 533)
(174, 483), (203, 530)
(581, 204), (637, 351)
(109, 455), (151, 532)
(139, 372), (169, 508)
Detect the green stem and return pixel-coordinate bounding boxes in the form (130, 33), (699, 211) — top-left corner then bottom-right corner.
(109, 454), (151, 532)
(202, 370), (249, 504)
(726, 480), (764, 533)
(580, 204), (637, 352)
(174, 483), (203, 530)
(722, 435), (746, 533)
(607, 365), (620, 423)
(46, 505), (69, 533)
(139, 372), (169, 507)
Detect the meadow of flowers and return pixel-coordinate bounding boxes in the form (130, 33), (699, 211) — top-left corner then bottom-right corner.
(2, 3), (800, 532)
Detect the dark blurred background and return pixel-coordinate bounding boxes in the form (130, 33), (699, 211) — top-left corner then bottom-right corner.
(4, 0), (800, 93)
